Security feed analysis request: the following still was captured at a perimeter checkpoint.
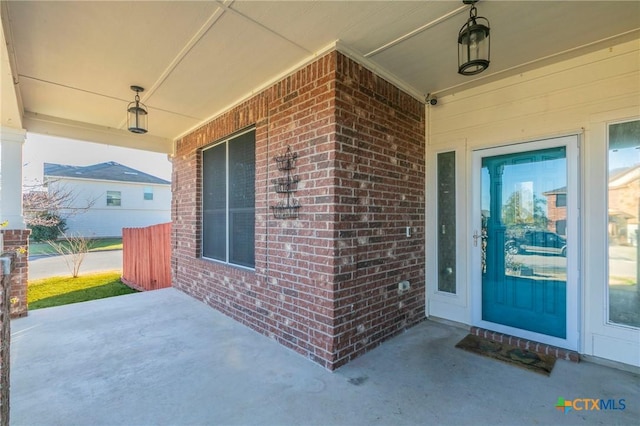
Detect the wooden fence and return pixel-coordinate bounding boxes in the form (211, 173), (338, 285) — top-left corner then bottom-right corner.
(122, 222), (171, 291)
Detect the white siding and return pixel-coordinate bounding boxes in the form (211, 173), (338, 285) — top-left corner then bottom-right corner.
(47, 178), (171, 237)
(428, 38), (640, 366)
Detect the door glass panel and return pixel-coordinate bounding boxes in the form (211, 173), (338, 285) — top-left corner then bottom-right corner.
(437, 152), (456, 293)
(481, 147), (567, 338)
(608, 120), (640, 328)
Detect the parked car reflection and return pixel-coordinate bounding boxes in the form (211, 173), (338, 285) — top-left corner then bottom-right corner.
(505, 230), (567, 257)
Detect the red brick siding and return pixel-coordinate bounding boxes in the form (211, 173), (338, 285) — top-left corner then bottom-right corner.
(0, 229), (30, 318)
(1, 255), (10, 425)
(610, 180), (640, 221)
(545, 193), (566, 234)
(172, 51), (425, 370)
(173, 53), (338, 368)
(331, 54), (425, 367)
(470, 327), (580, 362)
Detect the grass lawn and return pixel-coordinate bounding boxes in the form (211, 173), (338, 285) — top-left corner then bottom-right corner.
(28, 271), (137, 310)
(29, 237), (123, 256)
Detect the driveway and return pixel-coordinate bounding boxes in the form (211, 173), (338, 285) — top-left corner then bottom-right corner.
(28, 250), (123, 280)
(10, 288), (639, 425)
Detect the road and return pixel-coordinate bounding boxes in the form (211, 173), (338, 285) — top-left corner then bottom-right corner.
(29, 250), (123, 280)
(609, 245), (637, 281)
(27, 246), (636, 282)
(510, 244), (637, 283)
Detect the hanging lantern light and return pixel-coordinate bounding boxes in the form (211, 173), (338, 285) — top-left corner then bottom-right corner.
(458, 0), (490, 76)
(127, 85), (148, 134)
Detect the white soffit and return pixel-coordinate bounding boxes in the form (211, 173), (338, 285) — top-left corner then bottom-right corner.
(9, 1), (221, 100)
(151, 11), (308, 119)
(1, 0), (639, 153)
(230, 0), (457, 54)
(370, 1), (640, 96)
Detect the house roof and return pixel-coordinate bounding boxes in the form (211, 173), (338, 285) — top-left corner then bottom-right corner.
(609, 165), (640, 188)
(543, 187), (567, 196)
(44, 162), (170, 185)
(544, 164), (640, 195)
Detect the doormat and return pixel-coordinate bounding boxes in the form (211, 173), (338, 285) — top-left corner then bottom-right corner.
(455, 334), (556, 376)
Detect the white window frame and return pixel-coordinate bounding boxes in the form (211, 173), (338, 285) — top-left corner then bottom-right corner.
(106, 190), (121, 207)
(606, 118), (640, 330)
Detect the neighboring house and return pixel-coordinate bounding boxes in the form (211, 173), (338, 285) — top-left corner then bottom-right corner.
(608, 165), (640, 246)
(44, 162), (171, 237)
(542, 186), (567, 236)
(545, 165), (640, 244)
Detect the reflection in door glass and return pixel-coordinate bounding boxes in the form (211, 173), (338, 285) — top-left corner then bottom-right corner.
(608, 120), (640, 328)
(481, 147), (568, 338)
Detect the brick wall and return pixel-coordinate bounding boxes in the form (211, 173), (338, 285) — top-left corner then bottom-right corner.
(545, 193), (567, 235)
(172, 51), (425, 369)
(331, 54), (426, 367)
(1, 230), (30, 318)
(1, 255), (12, 426)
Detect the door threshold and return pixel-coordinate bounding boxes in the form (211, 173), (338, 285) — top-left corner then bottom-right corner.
(470, 326), (580, 363)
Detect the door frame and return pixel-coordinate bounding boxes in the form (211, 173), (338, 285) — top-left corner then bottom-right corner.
(469, 135), (581, 350)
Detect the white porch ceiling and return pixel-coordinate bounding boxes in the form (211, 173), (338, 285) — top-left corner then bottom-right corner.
(1, 1), (639, 154)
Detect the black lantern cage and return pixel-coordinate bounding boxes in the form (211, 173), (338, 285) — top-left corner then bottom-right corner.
(458, 3), (490, 76)
(127, 85), (148, 134)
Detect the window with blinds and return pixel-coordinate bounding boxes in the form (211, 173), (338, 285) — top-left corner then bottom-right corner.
(202, 129), (256, 268)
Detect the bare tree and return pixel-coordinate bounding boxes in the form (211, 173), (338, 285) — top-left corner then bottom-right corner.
(23, 179), (97, 227)
(47, 233), (96, 278)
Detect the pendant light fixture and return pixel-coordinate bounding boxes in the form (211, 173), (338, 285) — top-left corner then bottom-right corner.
(127, 85), (148, 134)
(458, 0), (490, 76)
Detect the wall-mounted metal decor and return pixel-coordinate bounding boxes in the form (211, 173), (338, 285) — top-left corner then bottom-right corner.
(270, 146), (301, 219)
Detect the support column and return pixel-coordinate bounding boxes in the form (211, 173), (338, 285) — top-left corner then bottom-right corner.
(0, 127), (29, 318)
(0, 127), (27, 230)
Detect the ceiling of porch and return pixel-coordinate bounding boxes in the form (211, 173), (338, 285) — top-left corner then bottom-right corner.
(2, 1), (639, 154)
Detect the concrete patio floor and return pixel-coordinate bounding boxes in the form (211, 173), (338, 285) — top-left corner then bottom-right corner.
(10, 288), (639, 426)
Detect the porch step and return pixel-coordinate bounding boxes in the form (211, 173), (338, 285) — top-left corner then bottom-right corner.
(470, 327), (580, 363)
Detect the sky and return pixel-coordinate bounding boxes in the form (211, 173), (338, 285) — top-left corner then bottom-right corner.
(23, 133), (172, 187)
(481, 148), (566, 217)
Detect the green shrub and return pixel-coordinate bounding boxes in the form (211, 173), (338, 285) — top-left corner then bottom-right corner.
(28, 212), (67, 242)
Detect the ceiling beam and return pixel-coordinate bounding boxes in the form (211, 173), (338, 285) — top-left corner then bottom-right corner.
(120, 0), (232, 127)
(365, 4), (467, 58)
(23, 112), (173, 154)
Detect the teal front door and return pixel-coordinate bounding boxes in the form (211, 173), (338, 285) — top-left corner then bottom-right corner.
(473, 137), (578, 344)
